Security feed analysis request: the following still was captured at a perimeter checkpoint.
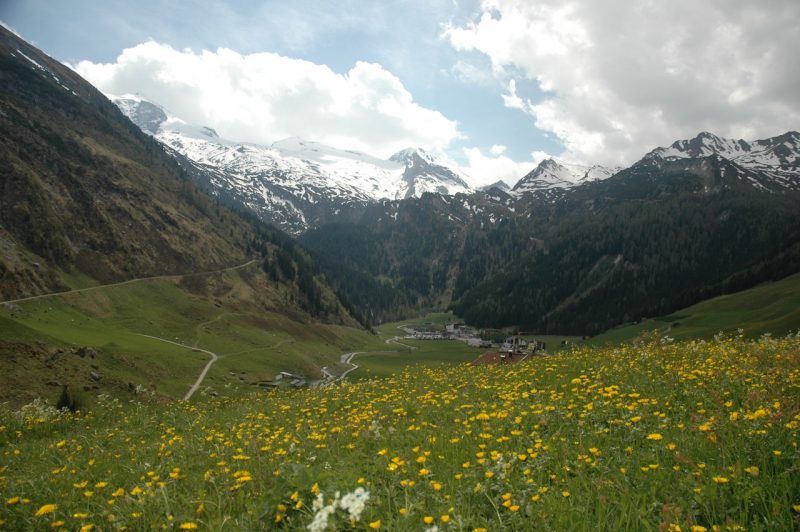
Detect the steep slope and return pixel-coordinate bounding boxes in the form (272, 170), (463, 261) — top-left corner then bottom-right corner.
(591, 271), (800, 344)
(453, 150), (800, 334)
(301, 126), (800, 335)
(111, 96), (473, 232)
(0, 26), (362, 405)
(0, 31), (248, 297)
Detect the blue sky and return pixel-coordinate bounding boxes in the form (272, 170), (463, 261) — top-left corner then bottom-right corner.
(2, 0), (798, 185)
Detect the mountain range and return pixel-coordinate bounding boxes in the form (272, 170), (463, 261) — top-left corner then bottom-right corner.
(2, 23), (799, 337)
(112, 92), (800, 233)
(111, 95), (471, 232)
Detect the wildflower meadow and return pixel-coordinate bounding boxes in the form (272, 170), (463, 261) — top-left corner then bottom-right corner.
(1, 333), (799, 530)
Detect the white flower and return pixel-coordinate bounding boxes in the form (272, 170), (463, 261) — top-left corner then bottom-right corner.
(338, 487), (370, 522)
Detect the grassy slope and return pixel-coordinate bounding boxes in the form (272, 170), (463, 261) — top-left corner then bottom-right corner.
(591, 272), (800, 345)
(0, 267), (373, 407)
(1, 336), (797, 530)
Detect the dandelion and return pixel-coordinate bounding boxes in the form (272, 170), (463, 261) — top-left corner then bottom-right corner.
(423, 516), (434, 524)
(178, 523), (198, 530)
(369, 520), (381, 529)
(35, 504), (57, 516)
(6, 496), (20, 506)
(712, 476), (729, 484)
(646, 433), (663, 441)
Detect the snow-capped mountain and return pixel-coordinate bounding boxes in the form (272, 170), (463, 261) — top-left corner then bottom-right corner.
(642, 131), (800, 189)
(110, 94), (472, 232)
(479, 180), (511, 192)
(512, 158), (618, 196)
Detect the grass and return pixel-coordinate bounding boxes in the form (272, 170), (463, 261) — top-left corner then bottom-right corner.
(0, 334), (798, 530)
(350, 340), (479, 380)
(0, 270), (373, 407)
(591, 272), (800, 345)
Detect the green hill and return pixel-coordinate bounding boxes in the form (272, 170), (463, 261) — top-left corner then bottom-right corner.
(592, 272), (800, 344)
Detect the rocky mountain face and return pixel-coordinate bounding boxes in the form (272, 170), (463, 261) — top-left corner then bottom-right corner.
(641, 131), (800, 189)
(111, 96), (472, 233)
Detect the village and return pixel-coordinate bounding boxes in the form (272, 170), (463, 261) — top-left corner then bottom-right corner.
(401, 322), (549, 363)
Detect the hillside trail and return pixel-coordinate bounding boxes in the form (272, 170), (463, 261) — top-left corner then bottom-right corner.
(135, 334), (219, 400)
(0, 259), (259, 305)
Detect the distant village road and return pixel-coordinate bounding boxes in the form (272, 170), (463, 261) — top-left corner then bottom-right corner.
(0, 259), (259, 305)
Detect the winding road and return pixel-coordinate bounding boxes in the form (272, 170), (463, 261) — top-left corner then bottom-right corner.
(0, 259), (259, 306)
(136, 334), (219, 401)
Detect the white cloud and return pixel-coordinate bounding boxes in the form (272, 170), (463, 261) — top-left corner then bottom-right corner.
(460, 147), (549, 187)
(445, 0), (800, 165)
(73, 41), (461, 157)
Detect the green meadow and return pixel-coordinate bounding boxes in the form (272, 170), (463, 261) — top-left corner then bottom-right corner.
(591, 273), (800, 345)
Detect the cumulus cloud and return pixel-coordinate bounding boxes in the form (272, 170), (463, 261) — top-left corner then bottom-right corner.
(460, 147), (549, 187)
(73, 41), (460, 157)
(444, 0), (800, 165)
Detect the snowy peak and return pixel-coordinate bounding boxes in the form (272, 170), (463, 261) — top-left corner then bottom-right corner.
(389, 147), (437, 166)
(512, 158), (617, 195)
(390, 147), (473, 199)
(109, 95), (473, 231)
(642, 130), (800, 189)
(479, 180), (511, 192)
(113, 94), (168, 134)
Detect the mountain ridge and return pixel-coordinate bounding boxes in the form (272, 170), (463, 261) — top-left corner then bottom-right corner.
(110, 95), (473, 232)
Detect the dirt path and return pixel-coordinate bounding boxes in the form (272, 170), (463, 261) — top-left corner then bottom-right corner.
(136, 334), (219, 401)
(0, 259), (259, 306)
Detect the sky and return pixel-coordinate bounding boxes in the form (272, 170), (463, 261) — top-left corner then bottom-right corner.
(2, 0), (799, 187)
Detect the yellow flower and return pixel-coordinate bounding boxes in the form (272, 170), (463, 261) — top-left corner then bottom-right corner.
(484, 471), (494, 479)
(744, 466), (759, 476)
(423, 516), (434, 524)
(399, 508), (408, 516)
(94, 481), (108, 489)
(369, 520), (381, 529)
(111, 488), (125, 497)
(792, 504), (800, 513)
(178, 523), (198, 530)
(441, 515), (450, 522)
(712, 476), (729, 484)
(646, 433), (663, 441)
(562, 490), (570, 497)
(311, 482), (320, 495)
(691, 526), (708, 532)
(80, 525), (94, 532)
(35, 504), (57, 517)
(51, 521), (65, 528)
(6, 496), (20, 506)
